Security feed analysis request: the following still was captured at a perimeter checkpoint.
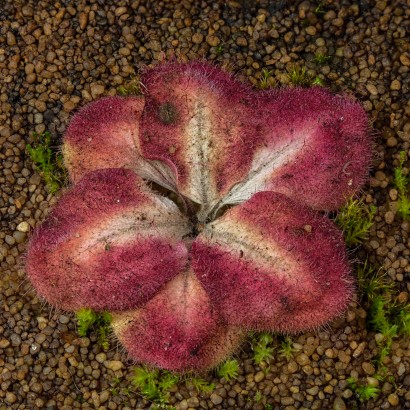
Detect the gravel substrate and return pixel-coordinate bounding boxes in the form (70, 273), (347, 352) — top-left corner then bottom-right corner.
(1, 0), (409, 409)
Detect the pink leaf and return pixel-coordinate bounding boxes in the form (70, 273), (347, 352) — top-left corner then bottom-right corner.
(139, 62), (259, 221)
(216, 87), (371, 212)
(63, 96), (177, 191)
(193, 191), (353, 333)
(26, 168), (191, 311)
(112, 270), (244, 372)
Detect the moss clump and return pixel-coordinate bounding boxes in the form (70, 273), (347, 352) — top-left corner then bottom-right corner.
(116, 77), (142, 96)
(286, 65), (312, 86)
(217, 358), (239, 381)
(394, 151), (410, 220)
(251, 332), (275, 364)
(355, 260), (410, 378)
(131, 366), (179, 408)
(335, 196), (376, 247)
(26, 131), (67, 193)
(347, 377), (380, 402)
(76, 308), (112, 350)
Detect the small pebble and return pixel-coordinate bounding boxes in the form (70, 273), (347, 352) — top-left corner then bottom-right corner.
(287, 360), (299, 373)
(384, 211), (395, 224)
(206, 35), (220, 47)
(366, 84), (378, 95)
(104, 360), (123, 371)
(306, 386), (319, 395)
(236, 37), (248, 47)
(0, 339), (11, 348)
(352, 342), (366, 358)
(338, 350), (351, 364)
(400, 53), (410, 66)
(90, 83), (105, 98)
(210, 393), (223, 405)
(192, 33), (204, 44)
(361, 362), (375, 375)
(333, 397), (347, 410)
(296, 353), (310, 366)
(388, 393), (400, 406)
(305, 26), (317, 35)
(5, 392), (17, 404)
(187, 397), (199, 407)
(390, 80), (401, 91)
(96, 353), (107, 363)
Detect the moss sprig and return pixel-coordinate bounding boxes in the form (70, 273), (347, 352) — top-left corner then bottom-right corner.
(355, 260), (410, 377)
(26, 131), (67, 194)
(335, 196), (376, 246)
(217, 358), (239, 381)
(278, 336), (295, 361)
(76, 308), (112, 350)
(394, 151), (410, 220)
(131, 366), (178, 408)
(347, 377), (380, 402)
(251, 332), (275, 364)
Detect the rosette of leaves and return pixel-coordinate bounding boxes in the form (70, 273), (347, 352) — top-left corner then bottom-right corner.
(26, 62), (371, 372)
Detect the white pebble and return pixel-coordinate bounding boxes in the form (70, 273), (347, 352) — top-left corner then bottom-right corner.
(17, 221), (30, 232)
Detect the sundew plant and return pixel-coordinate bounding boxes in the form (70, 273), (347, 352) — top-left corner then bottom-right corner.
(26, 61), (371, 372)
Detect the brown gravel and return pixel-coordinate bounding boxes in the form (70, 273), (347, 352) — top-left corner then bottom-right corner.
(1, 0), (410, 409)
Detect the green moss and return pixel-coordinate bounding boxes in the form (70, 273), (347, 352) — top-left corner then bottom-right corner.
(314, 2), (326, 16)
(312, 76), (325, 86)
(286, 65), (312, 87)
(313, 53), (331, 65)
(394, 151), (410, 220)
(253, 391), (263, 402)
(251, 332), (275, 364)
(335, 196), (376, 246)
(347, 377), (380, 402)
(26, 131), (67, 194)
(278, 336), (295, 361)
(117, 78), (142, 96)
(370, 294), (399, 364)
(109, 375), (127, 397)
(75, 308), (112, 350)
(258, 68), (275, 90)
(215, 44), (224, 55)
(356, 260), (395, 303)
(217, 358), (239, 381)
(186, 377), (215, 393)
(355, 258), (410, 378)
(131, 366), (178, 407)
